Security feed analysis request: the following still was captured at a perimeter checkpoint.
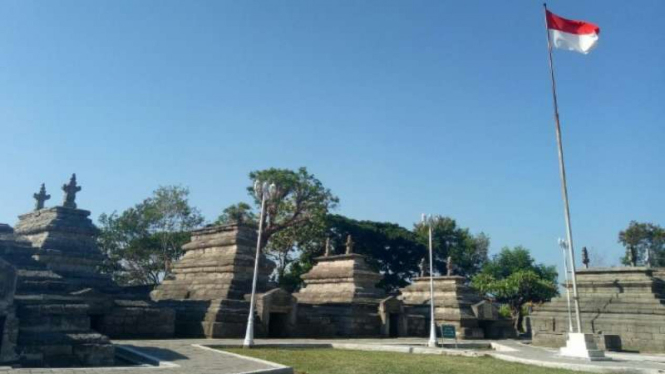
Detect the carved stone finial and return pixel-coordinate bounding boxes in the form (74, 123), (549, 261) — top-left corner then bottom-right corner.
(345, 235), (354, 255)
(628, 245), (637, 267)
(62, 174), (82, 209)
(446, 256), (453, 276)
(582, 247), (590, 269)
(33, 183), (51, 211)
(324, 237), (331, 257)
(419, 257), (427, 277)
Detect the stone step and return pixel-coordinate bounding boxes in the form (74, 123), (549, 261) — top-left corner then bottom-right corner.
(18, 314), (90, 333)
(18, 330), (110, 346)
(17, 331), (115, 368)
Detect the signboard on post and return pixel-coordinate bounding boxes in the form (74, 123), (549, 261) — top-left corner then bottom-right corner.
(440, 324), (456, 339)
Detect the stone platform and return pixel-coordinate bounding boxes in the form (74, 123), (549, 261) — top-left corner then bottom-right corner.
(531, 267), (665, 352)
(0, 198), (174, 367)
(399, 276), (515, 339)
(151, 223), (275, 338)
(292, 251), (391, 338)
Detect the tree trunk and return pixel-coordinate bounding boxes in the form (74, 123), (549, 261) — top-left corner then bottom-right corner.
(512, 308), (523, 333)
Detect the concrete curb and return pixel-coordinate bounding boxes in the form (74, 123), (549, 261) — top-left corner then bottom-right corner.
(116, 345), (180, 368)
(193, 344), (294, 374)
(200, 341), (665, 374)
(330, 343), (486, 357)
(488, 352), (663, 374)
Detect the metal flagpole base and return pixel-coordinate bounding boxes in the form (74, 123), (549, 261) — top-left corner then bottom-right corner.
(559, 333), (608, 361)
(427, 323), (438, 347)
(243, 321), (254, 348)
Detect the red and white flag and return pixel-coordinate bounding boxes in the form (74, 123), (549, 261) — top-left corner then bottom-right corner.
(546, 10), (600, 54)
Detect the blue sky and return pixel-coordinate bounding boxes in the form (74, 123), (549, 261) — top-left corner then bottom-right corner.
(0, 1), (663, 273)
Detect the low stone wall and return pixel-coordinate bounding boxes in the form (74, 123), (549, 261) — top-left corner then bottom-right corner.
(293, 303), (383, 338)
(531, 267), (665, 352)
(96, 300), (175, 339)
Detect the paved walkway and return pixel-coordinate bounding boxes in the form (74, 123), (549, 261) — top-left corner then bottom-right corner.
(0, 339), (290, 374)
(490, 341), (665, 374)
(4, 338), (665, 373)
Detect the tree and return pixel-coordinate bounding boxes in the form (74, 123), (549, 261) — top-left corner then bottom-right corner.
(471, 246), (558, 331)
(619, 221), (665, 267)
(331, 215), (427, 292)
(216, 202), (256, 225)
(226, 167), (338, 286)
(282, 214), (425, 293)
(98, 186), (204, 285)
(413, 216), (489, 278)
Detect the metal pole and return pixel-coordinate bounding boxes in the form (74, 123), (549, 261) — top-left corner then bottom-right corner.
(243, 186), (268, 348)
(427, 220), (437, 347)
(544, 3), (582, 333)
(559, 239), (574, 332)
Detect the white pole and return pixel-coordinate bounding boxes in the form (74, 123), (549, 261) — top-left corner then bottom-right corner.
(559, 239), (574, 332)
(544, 3), (583, 334)
(425, 215), (437, 347)
(243, 183), (268, 348)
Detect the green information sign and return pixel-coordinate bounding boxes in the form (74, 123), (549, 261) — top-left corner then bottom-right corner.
(440, 324), (456, 339)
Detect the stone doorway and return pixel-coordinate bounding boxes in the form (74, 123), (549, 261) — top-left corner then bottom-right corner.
(89, 314), (104, 334)
(268, 313), (289, 338)
(389, 313), (400, 337)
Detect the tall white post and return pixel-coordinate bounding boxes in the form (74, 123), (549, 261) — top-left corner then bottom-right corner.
(423, 214), (437, 347)
(243, 182), (270, 348)
(543, 4), (605, 360)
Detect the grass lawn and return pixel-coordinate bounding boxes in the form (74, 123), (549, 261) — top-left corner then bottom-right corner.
(223, 348), (583, 374)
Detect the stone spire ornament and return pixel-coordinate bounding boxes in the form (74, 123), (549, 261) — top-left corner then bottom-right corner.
(324, 237), (331, 257)
(33, 183), (51, 211)
(446, 256), (453, 276)
(582, 247), (590, 269)
(345, 235), (354, 255)
(62, 174), (82, 209)
(419, 257), (427, 277)
(628, 245), (637, 267)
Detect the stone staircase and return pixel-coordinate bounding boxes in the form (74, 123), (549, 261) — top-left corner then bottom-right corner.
(0, 223), (115, 367)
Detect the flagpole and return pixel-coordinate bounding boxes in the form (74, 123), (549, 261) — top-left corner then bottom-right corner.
(543, 3), (582, 334)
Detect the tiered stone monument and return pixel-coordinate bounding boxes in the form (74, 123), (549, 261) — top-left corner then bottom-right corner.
(399, 258), (515, 339)
(0, 177), (174, 367)
(531, 267), (665, 352)
(14, 176), (115, 292)
(151, 222), (275, 337)
(292, 235), (392, 337)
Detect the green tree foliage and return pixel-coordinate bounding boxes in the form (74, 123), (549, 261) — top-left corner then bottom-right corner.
(216, 202), (257, 225)
(222, 167), (338, 287)
(413, 216), (489, 278)
(619, 221), (665, 266)
(326, 214), (426, 292)
(282, 215), (426, 293)
(98, 186), (204, 285)
(471, 246), (558, 331)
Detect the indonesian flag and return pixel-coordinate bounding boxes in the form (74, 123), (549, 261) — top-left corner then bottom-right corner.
(546, 10), (600, 54)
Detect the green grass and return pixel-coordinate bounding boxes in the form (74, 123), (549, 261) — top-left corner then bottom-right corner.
(223, 348), (583, 374)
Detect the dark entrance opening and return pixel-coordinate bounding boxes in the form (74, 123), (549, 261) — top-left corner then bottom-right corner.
(0, 316), (6, 352)
(268, 313), (289, 338)
(89, 314), (104, 334)
(389, 313), (400, 337)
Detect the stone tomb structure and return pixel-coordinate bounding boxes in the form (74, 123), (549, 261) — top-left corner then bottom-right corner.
(291, 237), (416, 337)
(399, 275), (515, 339)
(531, 267), (665, 352)
(0, 177), (174, 367)
(151, 223), (275, 338)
